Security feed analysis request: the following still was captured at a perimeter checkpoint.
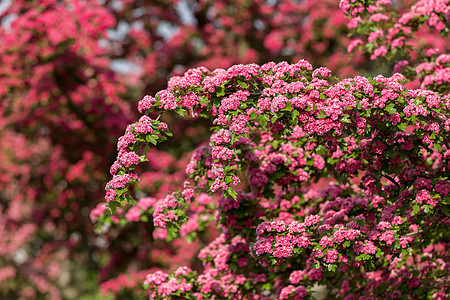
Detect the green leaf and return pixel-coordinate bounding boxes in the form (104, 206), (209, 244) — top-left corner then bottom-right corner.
(238, 80), (248, 89)
(441, 205), (450, 217)
(125, 194), (137, 205)
(186, 231), (197, 243)
(167, 226), (179, 240)
(175, 108), (186, 116)
(375, 248), (384, 258)
(115, 188), (126, 197)
(259, 115), (268, 127)
(397, 123), (407, 131)
(284, 102), (292, 111)
(225, 188), (238, 200)
(412, 203), (420, 216)
(340, 114), (351, 123)
(262, 283), (272, 290)
(317, 110), (327, 119)
(146, 135), (157, 145)
(385, 103), (396, 114)
(327, 264), (337, 272)
(143, 144), (150, 155)
(108, 201), (120, 213)
(441, 196), (450, 205)
(315, 145), (327, 155)
(217, 87), (225, 97)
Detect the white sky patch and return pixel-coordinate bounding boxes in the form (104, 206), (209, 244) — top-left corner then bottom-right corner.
(110, 59), (141, 74)
(175, 0), (197, 26)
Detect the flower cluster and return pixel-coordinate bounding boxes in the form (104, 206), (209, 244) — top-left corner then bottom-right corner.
(341, 0), (450, 92)
(416, 51), (450, 94)
(0, 0), (373, 298)
(105, 59), (450, 299)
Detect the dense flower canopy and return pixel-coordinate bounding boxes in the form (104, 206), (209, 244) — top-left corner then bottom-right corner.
(341, 0), (450, 92)
(0, 0), (365, 298)
(1, 0), (449, 299)
(104, 60), (450, 299)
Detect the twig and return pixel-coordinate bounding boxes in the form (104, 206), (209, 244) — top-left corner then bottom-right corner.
(382, 172), (401, 189)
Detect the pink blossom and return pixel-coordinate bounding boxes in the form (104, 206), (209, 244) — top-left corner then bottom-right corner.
(125, 206), (141, 222)
(379, 230), (395, 246)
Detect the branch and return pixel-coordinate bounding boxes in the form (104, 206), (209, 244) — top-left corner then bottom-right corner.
(382, 172), (401, 189)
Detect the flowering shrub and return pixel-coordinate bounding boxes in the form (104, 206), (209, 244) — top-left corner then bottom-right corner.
(105, 60), (450, 299)
(341, 0), (450, 92)
(0, 0), (368, 298)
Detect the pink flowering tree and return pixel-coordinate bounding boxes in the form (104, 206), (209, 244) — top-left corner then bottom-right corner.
(0, 0), (137, 298)
(340, 0), (450, 93)
(104, 60), (450, 299)
(0, 0), (369, 298)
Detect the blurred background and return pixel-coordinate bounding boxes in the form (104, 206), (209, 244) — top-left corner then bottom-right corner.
(0, 0), (382, 299)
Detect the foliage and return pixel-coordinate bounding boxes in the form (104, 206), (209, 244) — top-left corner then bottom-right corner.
(105, 60), (450, 299)
(3, 0), (448, 298)
(0, 0), (362, 299)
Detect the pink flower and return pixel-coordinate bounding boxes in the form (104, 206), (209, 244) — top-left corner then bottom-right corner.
(137, 197), (156, 210)
(392, 216), (403, 226)
(211, 129), (231, 144)
(415, 177), (432, 190)
(289, 270), (307, 284)
(90, 203), (108, 222)
(138, 95), (156, 113)
(304, 215), (321, 227)
(319, 236), (334, 248)
(393, 60), (408, 72)
(347, 39), (363, 53)
(125, 206), (141, 222)
(370, 46), (387, 60)
(144, 271), (169, 285)
(379, 230), (395, 245)
(119, 151), (140, 168)
(435, 180), (450, 196)
(399, 236), (409, 248)
(362, 241), (377, 254)
(325, 249), (339, 263)
(416, 189), (431, 205)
